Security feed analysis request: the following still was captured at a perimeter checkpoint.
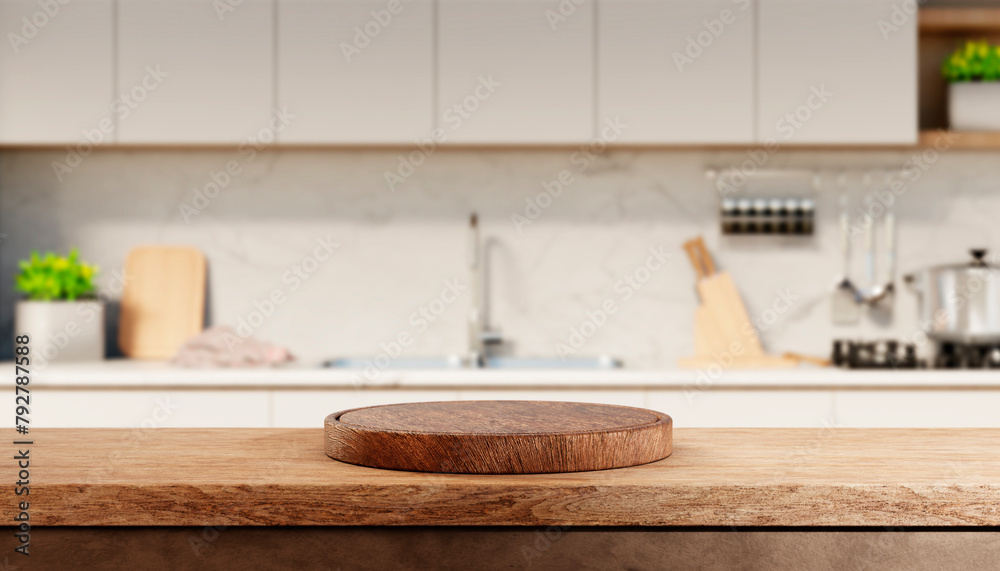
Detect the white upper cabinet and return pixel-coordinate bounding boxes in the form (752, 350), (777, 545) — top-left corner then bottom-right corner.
(0, 0), (920, 147)
(437, 0), (594, 143)
(598, 0), (755, 144)
(757, 0), (917, 144)
(0, 0), (114, 144)
(278, 0), (434, 143)
(117, 0), (274, 144)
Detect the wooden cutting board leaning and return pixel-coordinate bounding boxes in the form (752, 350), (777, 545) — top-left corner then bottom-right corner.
(118, 246), (207, 359)
(678, 236), (797, 369)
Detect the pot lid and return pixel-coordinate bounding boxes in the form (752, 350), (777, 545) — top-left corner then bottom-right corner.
(927, 249), (996, 272)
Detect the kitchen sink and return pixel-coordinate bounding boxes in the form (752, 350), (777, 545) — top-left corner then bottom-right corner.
(323, 214), (622, 372)
(323, 357), (465, 370)
(484, 356), (621, 369)
(322, 355), (621, 370)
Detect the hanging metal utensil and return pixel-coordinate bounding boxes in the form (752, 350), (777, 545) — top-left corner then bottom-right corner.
(832, 173), (862, 324)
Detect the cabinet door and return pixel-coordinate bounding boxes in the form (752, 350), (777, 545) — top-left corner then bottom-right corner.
(598, 0), (754, 143)
(278, 0), (434, 143)
(647, 390), (835, 428)
(0, 0), (113, 143)
(757, 0), (917, 144)
(834, 390), (1000, 428)
(34, 390), (270, 428)
(437, 0), (594, 143)
(117, 0), (274, 143)
(273, 390), (461, 428)
(456, 390), (648, 408)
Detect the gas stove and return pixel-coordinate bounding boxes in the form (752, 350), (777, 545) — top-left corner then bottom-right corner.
(832, 339), (1000, 370)
(934, 342), (1000, 369)
(831, 340), (922, 369)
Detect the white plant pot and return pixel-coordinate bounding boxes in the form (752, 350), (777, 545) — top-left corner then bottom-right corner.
(14, 300), (104, 365)
(949, 82), (1000, 131)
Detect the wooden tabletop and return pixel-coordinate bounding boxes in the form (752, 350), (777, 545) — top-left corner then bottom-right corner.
(29, 428), (1000, 527)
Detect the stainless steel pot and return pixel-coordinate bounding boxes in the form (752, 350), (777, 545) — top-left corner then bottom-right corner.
(904, 249), (1000, 344)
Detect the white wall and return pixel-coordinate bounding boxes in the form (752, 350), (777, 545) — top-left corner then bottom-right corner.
(1, 148), (998, 367)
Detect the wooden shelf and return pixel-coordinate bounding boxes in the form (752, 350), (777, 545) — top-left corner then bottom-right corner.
(920, 8), (1000, 33)
(919, 130), (1000, 149)
(917, 8), (1000, 141)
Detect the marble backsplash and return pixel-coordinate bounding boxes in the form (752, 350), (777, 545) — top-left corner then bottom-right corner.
(1, 146), (998, 367)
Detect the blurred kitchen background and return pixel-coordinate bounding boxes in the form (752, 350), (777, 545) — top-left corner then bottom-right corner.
(2, 149), (996, 365)
(3, 0), (1000, 429)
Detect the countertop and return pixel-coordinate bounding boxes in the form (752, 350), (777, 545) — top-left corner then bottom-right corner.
(34, 428), (1000, 526)
(22, 359), (1000, 389)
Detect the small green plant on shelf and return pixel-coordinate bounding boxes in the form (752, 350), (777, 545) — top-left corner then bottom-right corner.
(943, 40), (1000, 82)
(15, 249), (98, 301)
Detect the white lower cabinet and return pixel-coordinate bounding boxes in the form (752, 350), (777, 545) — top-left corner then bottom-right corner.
(273, 390), (645, 428)
(34, 390), (270, 428)
(272, 390), (462, 428)
(32, 388), (1000, 428)
(455, 390), (648, 409)
(832, 390), (1000, 428)
(647, 390), (835, 428)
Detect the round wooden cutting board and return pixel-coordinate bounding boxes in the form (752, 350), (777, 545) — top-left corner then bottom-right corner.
(324, 401), (672, 474)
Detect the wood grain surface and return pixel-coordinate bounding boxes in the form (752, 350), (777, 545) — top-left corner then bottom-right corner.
(27, 428), (1000, 527)
(920, 8), (1000, 32)
(325, 401), (673, 474)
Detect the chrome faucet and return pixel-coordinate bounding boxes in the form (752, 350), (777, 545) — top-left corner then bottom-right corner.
(468, 213), (502, 367)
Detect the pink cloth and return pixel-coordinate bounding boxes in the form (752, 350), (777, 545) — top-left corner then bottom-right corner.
(171, 326), (294, 368)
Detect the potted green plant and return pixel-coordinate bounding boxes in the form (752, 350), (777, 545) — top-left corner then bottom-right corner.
(14, 249), (104, 364)
(943, 40), (1000, 131)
